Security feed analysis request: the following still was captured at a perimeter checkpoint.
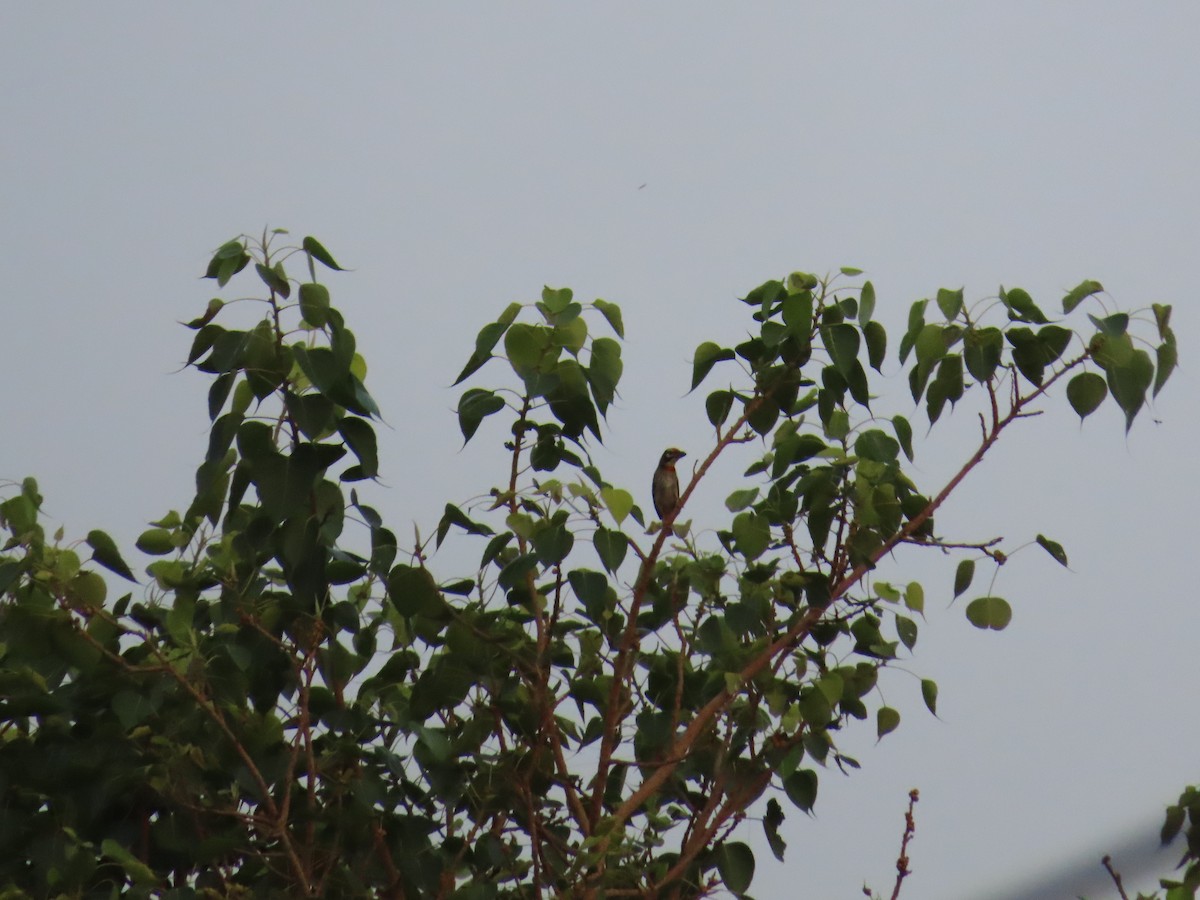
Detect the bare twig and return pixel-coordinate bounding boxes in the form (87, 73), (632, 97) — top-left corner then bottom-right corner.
(890, 789), (920, 900)
(1101, 855), (1131, 900)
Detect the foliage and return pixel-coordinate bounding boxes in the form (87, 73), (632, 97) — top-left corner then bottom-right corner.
(0, 232), (1180, 898)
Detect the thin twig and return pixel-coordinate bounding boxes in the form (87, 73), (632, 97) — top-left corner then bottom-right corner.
(1101, 855), (1131, 900)
(890, 789), (920, 900)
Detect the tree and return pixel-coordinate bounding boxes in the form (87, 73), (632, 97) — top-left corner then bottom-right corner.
(0, 230), (1183, 898)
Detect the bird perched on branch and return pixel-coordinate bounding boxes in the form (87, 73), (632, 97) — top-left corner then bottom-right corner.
(652, 448), (687, 520)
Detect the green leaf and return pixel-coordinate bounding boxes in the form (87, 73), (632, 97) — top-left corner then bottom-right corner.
(292, 344), (378, 417)
(205, 241), (251, 286)
(763, 798), (787, 862)
(547, 359), (601, 440)
(815, 673), (843, 705)
(782, 293), (814, 337)
(592, 298), (624, 338)
(184, 297), (224, 330)
(936, 287), (963, 321)
(388, 564), (444, 617)
(706, 390), (735, 429)
(863, 320), (887, 372)
(821, 324), (860, 378)
(912, 323), (947, 400)
(1030, 311), (1064, 351)
(1088, 312), (1129, 337)
(784, 768), (818, 813)
(504, 322), (556, 385)
(1008, 328), (1047, 386)
(858, 281), (876, 323)
(208, 372), (235, 421)
(965, 596), (1012, 630)
(136, 528), (175, 556)
(1106, 348), (1154, 431)
(594, 528), (628, 573)
(1155, 340), (1177, 397)
(286, 391), (337, 440)
(101, 838), (158, 885)
(540, 285), (574, 314)
(255, 261), (291, 298)
(457, 388), (506, 444)
(1066, 372), (1107, 420)
(964, 327), (1004, 383)
(436, 504), (495, 548)
(1036, 534), (1069, 567)
(921, 678), (939, 715)
(725, 487), (760, 512)
(72, 570), (107, 607)
(601, 487), (634, 524)
(555, 314), (588, 355)
(587, 337), (623, 414)
(929, 355), (964, 421)
(717, 841), (756, 895)
(299, 282), (331, 327)
(877, 706), (901, 739)
(303, 235), (344, 270)
(1002, 287), (1048, 324)
(568, 568), (608, 612)
(904, 581), (924, 614)
(892, 415), (914, 462)
(732, 511), (771, 561)
(533, 522), (575, 566)
(953, 558), (975, 598)
(1091, 331), (1134, 369)
(692, 342), (736, 391)
(454, 309), (520, 385)
(854, 429), (899, 463)
(1152, 303), (1174, 341)
(824, 409), (850, 441)
(86, 530), (137, 582)
(1162, 804), (1186, 844)
(1062, 279), (1103, 313)
(338, 416), (379, 480)
(898, 299), (928, 363)
(895, 615), (918, 650)
(480, 533), (513, 569)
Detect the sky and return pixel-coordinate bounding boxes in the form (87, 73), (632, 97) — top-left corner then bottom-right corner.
(3, 5), (1198, 897)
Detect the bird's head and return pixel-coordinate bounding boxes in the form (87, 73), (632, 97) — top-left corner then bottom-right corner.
(659, 448), (686, 468)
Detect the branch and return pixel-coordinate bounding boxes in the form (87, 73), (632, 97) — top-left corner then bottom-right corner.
(889, 789), (920, 900)
(1101, 855), (1131, 900)
(589, 405), (762, 823)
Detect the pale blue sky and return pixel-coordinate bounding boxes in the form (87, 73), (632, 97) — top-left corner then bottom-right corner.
(3, 5), (1197, 897)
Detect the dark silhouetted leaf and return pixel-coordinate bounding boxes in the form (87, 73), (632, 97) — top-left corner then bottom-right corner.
(953, 558), (975, 598)
(1062, 279), (1103, 313)
(303, 235), (344, 270)
(1066, 372), (1107, 420)
(86, 530), (137, 582)
(1036, 534), (1069, 567)
(692, 342), (736, 391)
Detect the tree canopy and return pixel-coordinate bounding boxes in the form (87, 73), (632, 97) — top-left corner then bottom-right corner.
(0, 230), (1187, 898)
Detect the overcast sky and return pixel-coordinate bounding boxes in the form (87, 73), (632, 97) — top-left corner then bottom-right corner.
(3, 5), (1197, 897)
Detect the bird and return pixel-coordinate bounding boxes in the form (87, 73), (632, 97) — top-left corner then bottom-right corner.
(652, 448), (687, 520)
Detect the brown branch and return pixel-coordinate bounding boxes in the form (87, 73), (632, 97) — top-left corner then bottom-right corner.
(1101, 855), (1131, 900)
(656, 769), (772, 892)
(589, 405), (762, 823)
(889, 789), (920, 900)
